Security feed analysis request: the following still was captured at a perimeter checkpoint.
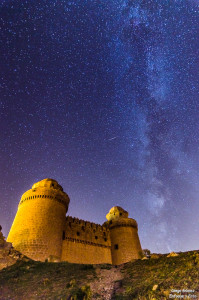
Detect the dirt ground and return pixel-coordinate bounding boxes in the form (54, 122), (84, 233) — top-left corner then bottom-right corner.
(90, 265), (124, 299)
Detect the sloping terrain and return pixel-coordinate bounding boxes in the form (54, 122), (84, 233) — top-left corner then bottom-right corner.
(116, 251), (199, 299)
(0, 232), (30, 271)
(0, 251), (199, 299)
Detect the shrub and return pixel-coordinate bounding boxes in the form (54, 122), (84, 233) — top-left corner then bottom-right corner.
(70, 285), (92, 300)
(143, 249), (151, 257)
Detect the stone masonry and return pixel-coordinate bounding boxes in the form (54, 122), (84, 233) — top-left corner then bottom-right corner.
(7, 179), (142, 265)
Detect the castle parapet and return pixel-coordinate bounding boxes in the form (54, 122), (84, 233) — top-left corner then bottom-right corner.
(108, 217), (138, 229)
(61, 216), (112, 264)
(7, 179), (142, 265)
(19, 179), (69, 210)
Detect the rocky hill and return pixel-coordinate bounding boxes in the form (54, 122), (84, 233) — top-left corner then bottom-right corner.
(0, 226), (30, 271)
(0, 249), (199, 299)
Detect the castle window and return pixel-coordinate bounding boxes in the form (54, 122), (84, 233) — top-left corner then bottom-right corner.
(104, 238), (107, 242)
(120, 213), (122, 216)
(82, 226), (85, 231)
(69, 222), (71, 228)
(62, 231), (65, 240)
(114, 244), (118, 250)
(110, 221), (112, 224)
(77, 231), (80, 236)
(95, 236), (98, 240)
(52, 183), (54, 187)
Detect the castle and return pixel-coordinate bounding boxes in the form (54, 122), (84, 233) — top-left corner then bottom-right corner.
(7, 178), (142, 265)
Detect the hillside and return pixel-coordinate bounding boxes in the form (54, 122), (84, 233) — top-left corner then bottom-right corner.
(0, 251), (199, 299)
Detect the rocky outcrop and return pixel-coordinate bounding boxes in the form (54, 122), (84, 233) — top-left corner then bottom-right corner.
(167, 251), (179, 257)
(0, 226), (30, 270)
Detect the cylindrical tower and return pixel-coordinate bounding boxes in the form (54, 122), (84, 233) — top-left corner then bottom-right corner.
(106, 206), (142, 265)
(7, 179), (70, 261)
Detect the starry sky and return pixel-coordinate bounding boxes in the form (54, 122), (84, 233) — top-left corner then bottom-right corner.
(1, 0), (199, 254)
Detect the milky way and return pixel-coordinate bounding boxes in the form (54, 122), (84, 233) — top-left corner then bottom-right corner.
(1, 0), (199, 253)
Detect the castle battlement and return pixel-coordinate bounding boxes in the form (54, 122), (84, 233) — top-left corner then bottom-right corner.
(66, 216), (107, 231)
(7, 179), (142, 265)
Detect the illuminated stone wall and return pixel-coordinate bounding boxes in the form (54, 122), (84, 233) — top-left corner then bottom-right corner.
(7, 179), (70, 261)
(7, 180), (142, 265)
(61, 217), (112, 264)
(106, 207), (142, 264)
(109, 219), (142, 264)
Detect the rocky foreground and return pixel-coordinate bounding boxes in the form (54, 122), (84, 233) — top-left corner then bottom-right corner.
(0, 229), (199, 299)
(0, 226), (30, 271)
(0, 251), (199, 299)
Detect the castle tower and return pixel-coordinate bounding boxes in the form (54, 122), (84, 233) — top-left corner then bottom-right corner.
(7, 179), (70, 261)
(106, 206), (142, 265)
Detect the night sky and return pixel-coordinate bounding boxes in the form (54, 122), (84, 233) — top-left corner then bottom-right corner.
(1, 0), (199, 254)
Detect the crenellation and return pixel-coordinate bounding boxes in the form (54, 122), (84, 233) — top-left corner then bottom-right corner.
(66, 216), (103, 231)
(7, 179), (142, 265)
(19, 193), (69, 209)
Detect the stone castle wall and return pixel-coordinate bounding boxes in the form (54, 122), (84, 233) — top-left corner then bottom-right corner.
(7, 197), (66, 261)
(7, 179), (70, 261)
(109, 219), (142, 264)
(61, 217), (112, 264)
(7, 179), (142, 265)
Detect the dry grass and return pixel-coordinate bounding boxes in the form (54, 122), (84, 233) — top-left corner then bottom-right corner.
(0, 251), (199, 299)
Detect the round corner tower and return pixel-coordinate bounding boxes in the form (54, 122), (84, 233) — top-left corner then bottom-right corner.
(106, 206), (142, 265)
(7, 179), (70, 261)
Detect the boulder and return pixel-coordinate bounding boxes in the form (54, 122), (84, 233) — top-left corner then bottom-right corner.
(167, 252), (179, 257)
(0, 225), (31, 270)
